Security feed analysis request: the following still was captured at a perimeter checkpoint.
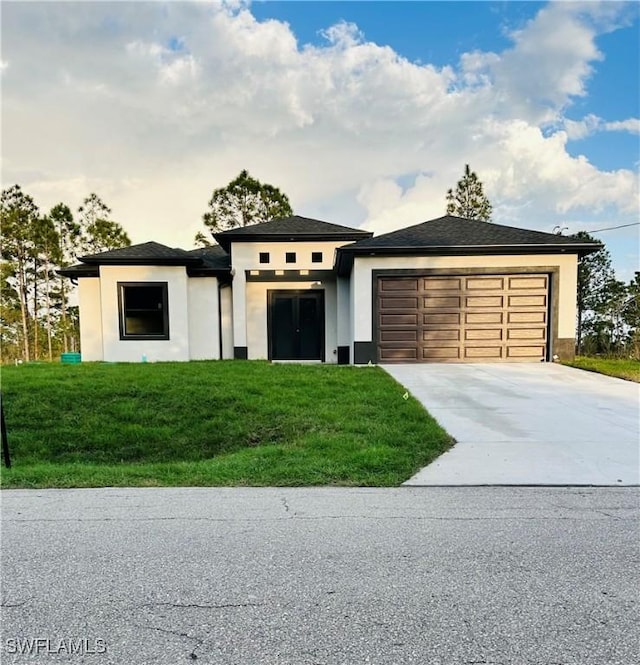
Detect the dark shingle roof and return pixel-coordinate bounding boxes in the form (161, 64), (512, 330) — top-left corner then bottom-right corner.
(80, 241), (199, 265)
(186, 245), (232, 276)
(63, 241), (232, 278)
(346, 215), (601, 249)
(213, 215), (372, 251)
(57, 263), (99, 278)
(336, 215), (602, 274)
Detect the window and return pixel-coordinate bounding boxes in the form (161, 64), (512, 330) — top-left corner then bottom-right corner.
(285, 252), (296, 264)
(311, 252), (323, 263)
(259, 252), (270, 264)
(118, 283), (169, 340)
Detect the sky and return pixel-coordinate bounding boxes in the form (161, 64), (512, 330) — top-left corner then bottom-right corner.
(2, 0), (639, 279)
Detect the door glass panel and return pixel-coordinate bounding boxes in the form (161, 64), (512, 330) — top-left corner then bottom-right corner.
(298, 296), (321, 359)
(272, 296), (296, 359)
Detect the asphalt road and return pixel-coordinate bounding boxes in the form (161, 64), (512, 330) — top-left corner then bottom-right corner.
(1, 487), (638, 665)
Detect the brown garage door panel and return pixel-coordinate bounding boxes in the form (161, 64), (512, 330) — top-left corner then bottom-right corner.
(466, 312), (503, 324)
(466, 295), (503, 308)
(508, 311), (546, 324)
(422, 347), (460, 360)
(466, 277), (504, 290)
(422, 278), (462, 290)
(508, 328), (546, 340)
(378, 273), (550, 364)
(464, 346), (503, 359)
(465, 329), (503, 340)
(509, 276), (547, 290)
(423, 330), (460, 341)
(380, 279), (419, 291)
(424, 296), (461, 308)
(379, 347), (418, 360)
(380, 297), (419, 309)
(424, 313), (461, 325)
(508, 295), (547, 307)
(381, 313), (418, 325)
(507, 345), (546, 358)
(380, 330), (418, 342)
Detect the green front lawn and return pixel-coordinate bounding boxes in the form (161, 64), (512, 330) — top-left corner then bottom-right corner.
(564, 356), (640, 383)
(0, 361), (452, 488)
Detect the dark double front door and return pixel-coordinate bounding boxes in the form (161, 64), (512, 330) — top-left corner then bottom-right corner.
(268, 291), (325, 361)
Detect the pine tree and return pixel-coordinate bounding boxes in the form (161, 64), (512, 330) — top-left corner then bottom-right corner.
(446, 164), (493, 222)
(78, 193), (131, 255)
(197, 170), (293, 245)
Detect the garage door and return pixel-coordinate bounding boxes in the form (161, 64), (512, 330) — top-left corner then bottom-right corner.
(377, 274), (549, 362)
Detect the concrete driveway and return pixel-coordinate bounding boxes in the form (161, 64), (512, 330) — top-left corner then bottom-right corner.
(383, 363), (639, 486)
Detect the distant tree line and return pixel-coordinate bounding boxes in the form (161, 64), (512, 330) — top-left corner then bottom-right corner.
(1, 185), (131, 363)
(573, 231), (639, 358)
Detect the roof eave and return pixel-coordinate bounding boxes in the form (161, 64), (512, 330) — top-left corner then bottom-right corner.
(186, 267), (232, 278)
(348, 243), (600, 256)
(335, 242), (601, 276)
(58, 266), (100, 278)
(79, 257), (202, 267)
(214, 231), (372, 252)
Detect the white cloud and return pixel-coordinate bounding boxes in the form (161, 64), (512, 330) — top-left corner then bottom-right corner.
(564, 114), (640, 139)
(1, 0), (638, 276)
(604, 118), (640, 134)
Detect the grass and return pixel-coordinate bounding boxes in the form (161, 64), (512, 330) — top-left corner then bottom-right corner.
(0, 361), (453, 488)
(564, 356), (640, 383)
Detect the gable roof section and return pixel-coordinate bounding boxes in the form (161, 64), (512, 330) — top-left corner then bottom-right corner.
(336, 215), (602, 274)
(60, 241), (232, 279)
(213, 215), (372, 251)
(80, 241), (200, 265)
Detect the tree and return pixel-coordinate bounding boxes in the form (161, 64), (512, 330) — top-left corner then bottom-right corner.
(78, 193), (131, 255)
(1, 185), (40, 361)
(49, 203), (81, 352)
(32, 214), (62, 360)
(572, 231), (612, 354)
(446, 164), (493, 222)
(196, 169), (293, 245)
(623, 273), (640, 358)
(1, 187), (133, 362)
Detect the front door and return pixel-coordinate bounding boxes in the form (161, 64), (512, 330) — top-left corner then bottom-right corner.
(268, 290), (325, 361)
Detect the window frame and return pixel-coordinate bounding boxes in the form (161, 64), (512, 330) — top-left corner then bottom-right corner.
(311, 252), (323, 264)
(285, 252), (296, 264)
(259, 252), (270, 264)
(118, 282), (170, 341)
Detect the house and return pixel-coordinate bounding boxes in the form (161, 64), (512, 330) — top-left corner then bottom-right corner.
(60, 215), (599, 364)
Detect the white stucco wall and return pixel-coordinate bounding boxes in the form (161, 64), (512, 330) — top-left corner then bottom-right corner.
(188, 277), (219, 360)
(220, 285), (234, 359)
(232, 241), (345, 271)
(350, 253), (579, 342)
(99, 265), (191, 362)
(78, 277), (103, 361)
(245, 280), (338, 362)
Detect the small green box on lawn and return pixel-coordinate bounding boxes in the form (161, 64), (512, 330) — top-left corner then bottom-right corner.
(60, 352), (81, 364)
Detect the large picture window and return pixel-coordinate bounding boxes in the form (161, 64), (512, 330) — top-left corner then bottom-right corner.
(118, 282), (169, 340)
